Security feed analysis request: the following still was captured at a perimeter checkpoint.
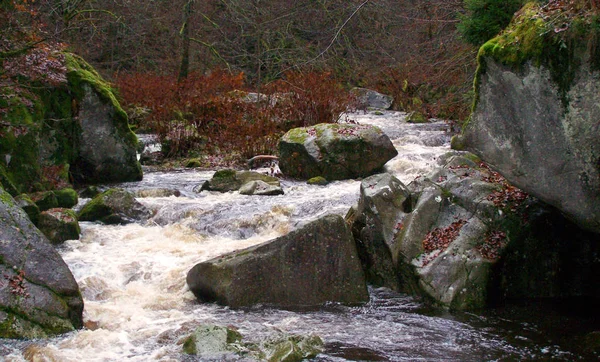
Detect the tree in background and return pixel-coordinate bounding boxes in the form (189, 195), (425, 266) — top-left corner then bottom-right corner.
(457, 0), (525, 47)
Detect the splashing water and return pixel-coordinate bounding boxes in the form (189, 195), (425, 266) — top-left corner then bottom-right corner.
(1, 111), (595, 361)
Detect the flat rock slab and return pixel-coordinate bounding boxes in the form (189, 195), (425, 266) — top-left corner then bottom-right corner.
(187, 214), (368, 308)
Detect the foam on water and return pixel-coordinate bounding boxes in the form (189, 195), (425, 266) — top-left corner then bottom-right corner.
(2, 111), (586, 361)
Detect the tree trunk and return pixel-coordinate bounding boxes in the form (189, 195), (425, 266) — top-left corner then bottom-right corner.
(178, 0), (194, 82)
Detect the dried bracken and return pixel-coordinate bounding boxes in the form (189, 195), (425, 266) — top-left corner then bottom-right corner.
(478, 162), (529, 211)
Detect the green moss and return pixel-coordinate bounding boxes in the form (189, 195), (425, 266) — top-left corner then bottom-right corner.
(213, 169), (237, 179)
(53, 188), (78, 208)
(407, 111), (429, 124)
(307, 176), (328, 185)
(77, 190), (114, 221)
(470, 1), (600, 113)
(284, 128), (310, 144)
(64, 53), (139, 150)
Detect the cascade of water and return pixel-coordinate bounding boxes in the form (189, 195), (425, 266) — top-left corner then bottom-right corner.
(1, 112), (588, 361)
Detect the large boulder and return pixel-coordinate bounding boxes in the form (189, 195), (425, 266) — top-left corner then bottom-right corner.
(0, 52), (142, 195)
(278, 123), (398, 180)
(77, 188), (152, 224)
(0, 187), (84, 338)
(187, 214), (368, 308)
(350, 152), (600, 309)
(458, 3), (600, 233)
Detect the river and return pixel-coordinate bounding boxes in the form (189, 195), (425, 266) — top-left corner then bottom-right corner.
(1, 111), (597, 361)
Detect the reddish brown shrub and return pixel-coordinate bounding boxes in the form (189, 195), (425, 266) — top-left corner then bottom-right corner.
(115, 70), (355, 162)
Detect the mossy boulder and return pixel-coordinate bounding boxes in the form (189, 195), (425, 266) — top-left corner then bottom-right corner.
(278, 123), (398, 180)
(187, 214), (368, 308)
(30, 191), (59, 212)
(53, 188), (78, 209)
(0, 52), (142, 196)
(77, 188), (152, 224)
(307, 176), (328, 186)
(37, 208), (81, 244)
(182, 324), (323, 361)
(351, 87), (394, 110)
(0, 187), (84, 338)
(200, 169), (282, 194)
(460, 2), (600, 233)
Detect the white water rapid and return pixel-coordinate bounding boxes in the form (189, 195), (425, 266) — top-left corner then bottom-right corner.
(1, 111), (587, 361)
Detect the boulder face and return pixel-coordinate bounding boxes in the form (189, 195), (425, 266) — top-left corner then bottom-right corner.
(0, 187), (84, 338)
(200, 169), (283, 195)
(350, 152), (600, 309)
(67, 55), (143, 184)
(0, 53), (142, 195)
(459, 3), (600, 233)
(278, 123), (398, 180)
(187, 214), (369, 308)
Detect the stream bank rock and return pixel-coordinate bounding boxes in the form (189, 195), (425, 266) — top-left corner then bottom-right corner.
(457, 3), (600, 233)
(0, 187), (84, 338)
(187, 214), (368, 308)
(349, 152), (600, 309)
(0, 53), (142, 195)
(278, 123), (397, 180)
(77, 188), (152, 224)
(200, 169), (283, 195)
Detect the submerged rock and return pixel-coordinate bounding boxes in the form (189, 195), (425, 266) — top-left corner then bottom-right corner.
(459, 3), (600, 233)
(187, 214), (368, 308)
(0, 187), (84, 338)
(238, 180), (284, 196)
(77, 188), (152, 224)
(278, 123), (397, 180)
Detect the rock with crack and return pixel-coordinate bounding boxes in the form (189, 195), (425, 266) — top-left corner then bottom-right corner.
(77, 188), (152, 224)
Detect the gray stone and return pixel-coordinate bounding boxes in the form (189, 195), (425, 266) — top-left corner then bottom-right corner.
(461, 52), (600, 234)
(0, 187), (83, 338)
(77, 188), (152, 224)
(72, 83), (143, 184)
(351, 87), (394, 110)
(201, 169), (281, 194)
(278, 123), (398, 180)
(37, 208), (81, 244)
(187, 214), (368, 308)
(238, 180), (284, 196)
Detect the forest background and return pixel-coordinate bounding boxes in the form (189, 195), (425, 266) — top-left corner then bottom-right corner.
(1, 0), (524, 164)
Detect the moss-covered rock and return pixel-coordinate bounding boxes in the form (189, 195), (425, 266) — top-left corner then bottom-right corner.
(53, 188), (78, 209)
(278, 123), (398, 180)
(307, 176), (328, 185)
(30, 191), (59, 212)
(0, 187), (84, 338)
(0, 52), (142, 196)
(201, 169), (281, 193)
(463, 2), (600, 233)
(77, 188), (152, 224)
(37, 208), (80, 244)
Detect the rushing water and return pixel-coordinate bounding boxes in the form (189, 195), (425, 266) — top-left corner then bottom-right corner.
(2, 111), (598, 361)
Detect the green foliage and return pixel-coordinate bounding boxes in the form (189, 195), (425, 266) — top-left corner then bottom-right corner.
(458, 0), (526, 46)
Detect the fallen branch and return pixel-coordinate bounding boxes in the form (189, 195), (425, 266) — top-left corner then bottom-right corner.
(247, 155), (278, 168)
